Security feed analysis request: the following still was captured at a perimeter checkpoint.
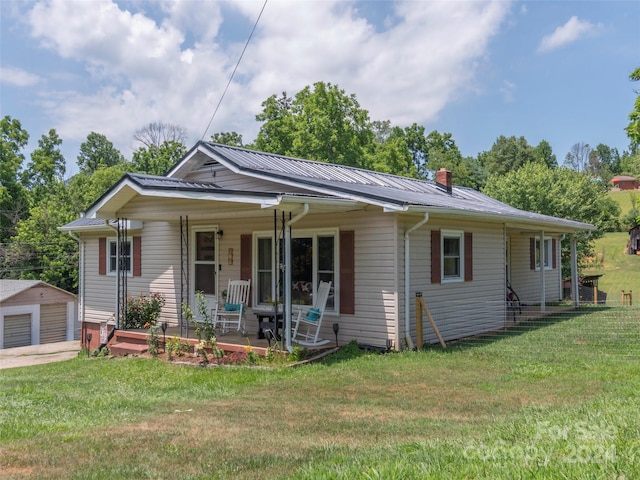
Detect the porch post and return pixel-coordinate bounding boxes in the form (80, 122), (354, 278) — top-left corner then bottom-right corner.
(540, 230), (546, 312)
(570, 234), (579, 307)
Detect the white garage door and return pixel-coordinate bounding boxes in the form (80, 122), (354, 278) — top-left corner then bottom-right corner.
(4, 313), (32, 348)
(40, 303), (67, 344)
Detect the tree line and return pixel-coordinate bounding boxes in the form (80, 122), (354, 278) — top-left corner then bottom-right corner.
(2, 69), (639, 293)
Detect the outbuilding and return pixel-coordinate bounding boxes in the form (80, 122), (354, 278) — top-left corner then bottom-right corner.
(0, 280), (78, 349)
(610, 175), (639, 190)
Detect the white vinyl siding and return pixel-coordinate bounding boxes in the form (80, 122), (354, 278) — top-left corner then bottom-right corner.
(509, 235), (562, 304)
(403, 218), (505, 347)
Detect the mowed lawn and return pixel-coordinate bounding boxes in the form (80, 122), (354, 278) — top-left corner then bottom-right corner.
(1, 306), (640, 479)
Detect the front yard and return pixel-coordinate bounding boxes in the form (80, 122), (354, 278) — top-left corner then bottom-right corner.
(1, 306), (639, 479)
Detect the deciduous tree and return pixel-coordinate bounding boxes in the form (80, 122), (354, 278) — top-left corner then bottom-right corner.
(77, 132), (126, 174)
(132, 141), (186, 175)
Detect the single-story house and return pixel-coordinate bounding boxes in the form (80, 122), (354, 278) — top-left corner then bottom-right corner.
(610, 175), (639, 190)
(0, 280), (78, 349)
(629, 225), (640, 255)
(60, 141), (594, 351)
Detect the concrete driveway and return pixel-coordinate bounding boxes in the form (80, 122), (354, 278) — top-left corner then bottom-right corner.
(0, 340), (80, 370)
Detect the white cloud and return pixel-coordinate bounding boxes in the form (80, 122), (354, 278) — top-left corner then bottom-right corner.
(0, 66), (40, 86)
(537, 16), (601, 53)
(22, 0), (511, 157)
(500, 80), (516, 103)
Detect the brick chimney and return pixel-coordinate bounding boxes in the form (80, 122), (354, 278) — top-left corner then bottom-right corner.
(435, 168), (452, 193)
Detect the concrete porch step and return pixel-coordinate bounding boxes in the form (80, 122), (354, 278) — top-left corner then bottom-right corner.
(109, 341), (148, 356)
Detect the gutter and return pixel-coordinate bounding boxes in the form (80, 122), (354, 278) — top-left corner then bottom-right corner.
(284, 204), (310, 352)
(404, 213), (429, 349)
(66, 230), (84, 344)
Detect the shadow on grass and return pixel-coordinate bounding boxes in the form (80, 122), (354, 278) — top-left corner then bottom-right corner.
(421, 305), (616, 353)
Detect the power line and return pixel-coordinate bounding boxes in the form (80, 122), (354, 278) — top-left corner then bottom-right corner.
(201, 0), (268, 141)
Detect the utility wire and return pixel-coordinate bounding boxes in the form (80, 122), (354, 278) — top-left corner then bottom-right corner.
(201, 0), (268, 141)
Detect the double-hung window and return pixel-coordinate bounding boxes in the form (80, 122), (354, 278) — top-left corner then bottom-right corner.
(441, 230), (464, 282)
(535, 237), (552, 270)
(108, 238), (131, 275)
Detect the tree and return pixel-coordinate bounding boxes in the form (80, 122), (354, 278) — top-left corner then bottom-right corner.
(625, 66), (640, 151)
(134, 122), (186, 148)
(77, 132), (126, 174)
(0, 116), (30, 242)
(478, 135), (537, 177)
(424, 130), (485, 189)
(23, 129), (66, 203)
(254, 82), (375, 169)
(533, 140), (558, 169)
(564, 142), (592, 173)
(7, 183), (78, 291)
(588, 143), (621, 182)
(132, 141), (187, 176)
(620, 150), (640, 177)
(210, 132), (244, 147)
(483, 163), (621, 275)
(369, 127), (417, 178)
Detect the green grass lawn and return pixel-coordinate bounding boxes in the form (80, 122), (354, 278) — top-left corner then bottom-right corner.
(609, 189), (638, 218)
(1, 306), (639, 479)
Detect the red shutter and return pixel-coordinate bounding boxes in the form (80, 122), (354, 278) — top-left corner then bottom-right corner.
(464, 232), (473, 282)
(552, 238), (557, 269)
(133, 236), (142, 277)
(339, 230), (355, 315)
(431, 230), (441, 284)
(98, 237), (106, 275)
(240, 234), (252, 307)
(530, 237), (536, 270)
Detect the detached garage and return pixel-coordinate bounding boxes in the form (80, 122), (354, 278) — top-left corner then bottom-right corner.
(0, 280), (77, 349)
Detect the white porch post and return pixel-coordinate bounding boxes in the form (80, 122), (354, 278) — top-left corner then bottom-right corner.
(570, 234), (580, 307)
(539, 230), (546, 312)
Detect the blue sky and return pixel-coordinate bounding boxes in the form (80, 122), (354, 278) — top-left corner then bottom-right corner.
(1, 0), (639, 177)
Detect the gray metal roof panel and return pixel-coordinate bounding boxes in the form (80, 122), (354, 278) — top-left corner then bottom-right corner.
(201, 142), (592, 229)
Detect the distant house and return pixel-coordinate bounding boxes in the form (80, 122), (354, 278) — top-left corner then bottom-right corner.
(60, 142), (594, 351)
(0, 280), (78, 349)
(610, 175), (639, 190)
(629, 225), (640, 255)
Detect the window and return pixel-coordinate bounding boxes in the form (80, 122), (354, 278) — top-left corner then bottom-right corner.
(442, 230), (464, 282)
(108, 238), (131, 275)
(255, 230), (337, 311)
(535, 237), (552, 270)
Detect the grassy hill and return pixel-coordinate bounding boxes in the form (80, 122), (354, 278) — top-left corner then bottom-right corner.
(609, 189), (638, 218)
(579, 190), (639, 304)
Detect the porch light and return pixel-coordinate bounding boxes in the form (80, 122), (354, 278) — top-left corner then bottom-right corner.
(216, 230), (224, 239)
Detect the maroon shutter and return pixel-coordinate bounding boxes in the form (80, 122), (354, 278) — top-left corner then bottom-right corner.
(240, 234), (252, 307)
(133, 236), (142, 277)
(552, 238), (557, 269)
(99, 237), (106, 275)
(530, 237), (536, 270)
(431, 230), (441, 284)
(464, 232), (473, 282)
(339, 230), (355, 315)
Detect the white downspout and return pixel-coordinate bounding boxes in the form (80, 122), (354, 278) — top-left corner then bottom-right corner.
(67, 231), (84, 340)
(284, 204), (309, 352)
(106, 220), (120, 328)
(404, 213), (429, 350)
(540, 230), (546, 313)
(570, 233), (579, 307)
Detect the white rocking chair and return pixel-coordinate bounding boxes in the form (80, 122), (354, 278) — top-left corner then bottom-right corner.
(292, 281), (332, 347)
(213, 279), (251, 334)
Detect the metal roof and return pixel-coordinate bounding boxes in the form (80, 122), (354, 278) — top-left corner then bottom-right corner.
(197, 142), (593, 231)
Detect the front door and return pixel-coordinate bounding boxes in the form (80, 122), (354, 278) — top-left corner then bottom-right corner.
(192, 228), (219, 321)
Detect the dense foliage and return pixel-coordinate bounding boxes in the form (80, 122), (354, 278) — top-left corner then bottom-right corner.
(2, 69), (638, 291)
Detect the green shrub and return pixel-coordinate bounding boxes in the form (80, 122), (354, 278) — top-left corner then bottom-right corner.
(123, 292), (166, 329)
